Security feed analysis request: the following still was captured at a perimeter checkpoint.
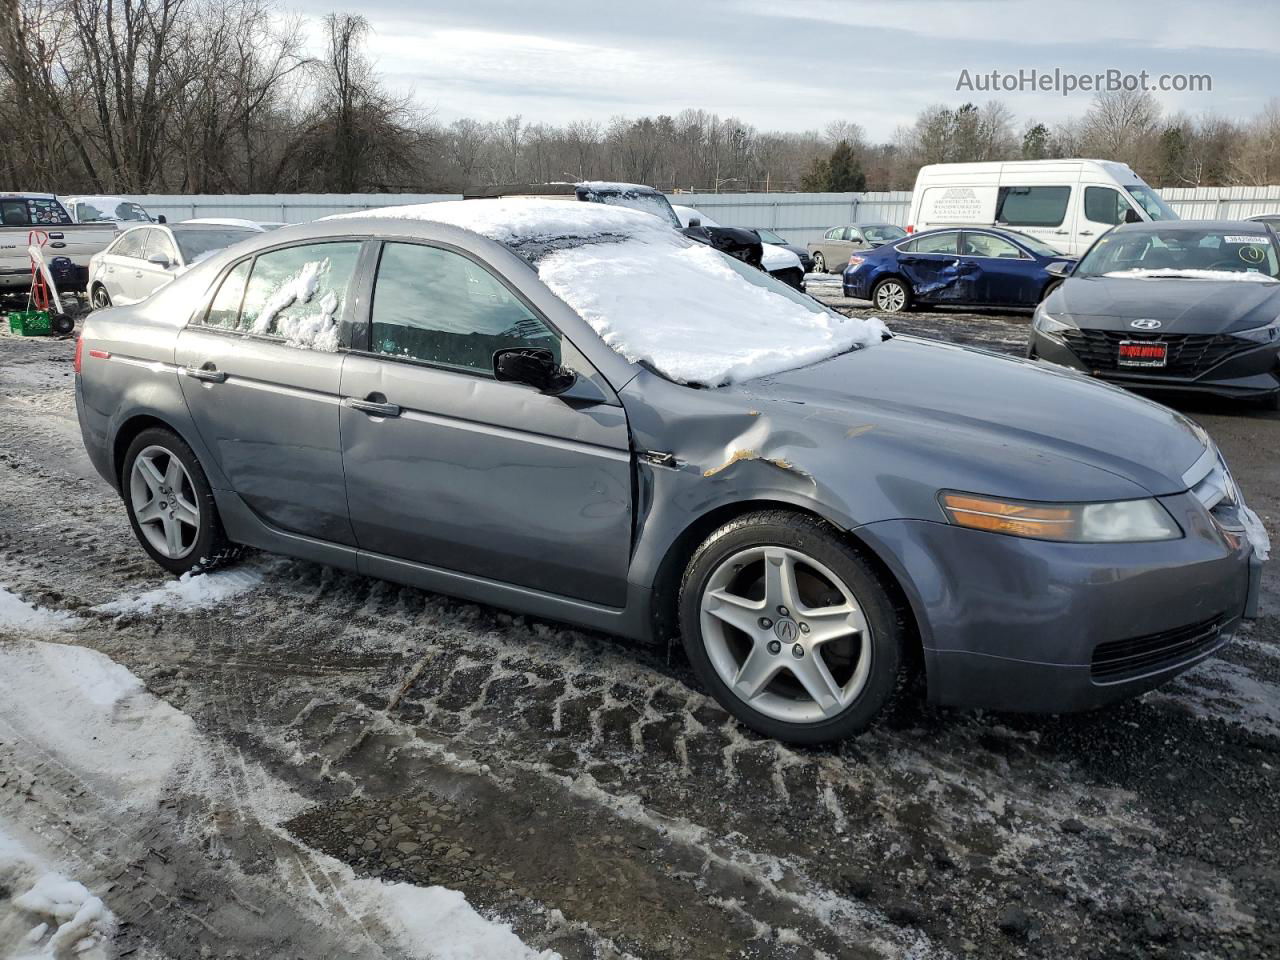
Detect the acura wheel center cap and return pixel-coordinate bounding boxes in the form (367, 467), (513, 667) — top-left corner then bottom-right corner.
(773, 618), (800, 643)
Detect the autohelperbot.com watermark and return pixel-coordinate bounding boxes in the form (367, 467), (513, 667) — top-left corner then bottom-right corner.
(956, 68), (1212, 97)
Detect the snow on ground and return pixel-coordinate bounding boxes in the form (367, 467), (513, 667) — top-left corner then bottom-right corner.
(0, 825), (117, 960)
(0, 587), (76, 633)
(331, 199), (887, 386)
(92, 566), (265, 615)
(0, 636), (558, 960)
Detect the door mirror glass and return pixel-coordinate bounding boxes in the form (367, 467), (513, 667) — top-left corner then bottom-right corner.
(493, 348), (576, 395)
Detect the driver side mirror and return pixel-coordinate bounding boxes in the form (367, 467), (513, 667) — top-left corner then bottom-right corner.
(157, 214), (167, 224)
(1045, 260), (1075, 278)
(1123, 208), (1142, 224)
(493, 347), (576, 395)
(146, 253), (172, 269)
(687, 217), (701, 227)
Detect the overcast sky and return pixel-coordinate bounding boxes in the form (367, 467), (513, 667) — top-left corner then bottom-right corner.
(290, 0), (1280, 138)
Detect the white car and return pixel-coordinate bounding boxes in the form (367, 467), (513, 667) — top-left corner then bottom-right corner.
(63, 195), (162, 230)
(88, 222), (260, 308)
(672, 204), (805, 289)
(182, 217), (287, 231)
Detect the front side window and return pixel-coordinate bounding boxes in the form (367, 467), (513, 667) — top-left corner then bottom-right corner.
(904, 232), (960, 255)
(1125, 185), (1178, 222)
(844, 228), (863, 242)
(76, 201), (112, 223)
(370, 242), (558, 373)
(239, 242), (362, 347)
(997, 186), (1071, 227)
(1, 201), (28, 226)
(1084, 186), (1131, 226)
(863, 225), (907, 244)
(825, 227), (841, 240)
(142, 230), (178, 264)
(963, 233), (1024, 259)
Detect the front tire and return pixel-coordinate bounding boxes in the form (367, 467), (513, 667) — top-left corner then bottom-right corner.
(122, 427), (240, 575)
(678, 511), (906, 744)
(871, 277), (911, 313)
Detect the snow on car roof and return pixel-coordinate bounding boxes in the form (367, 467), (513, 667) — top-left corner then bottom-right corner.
(334, 199), (887, 386)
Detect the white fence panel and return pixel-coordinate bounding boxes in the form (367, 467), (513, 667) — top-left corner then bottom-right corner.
(124, 187), (1280, 244)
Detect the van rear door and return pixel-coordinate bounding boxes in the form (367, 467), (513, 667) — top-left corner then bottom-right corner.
(994, 185), (1075, 254)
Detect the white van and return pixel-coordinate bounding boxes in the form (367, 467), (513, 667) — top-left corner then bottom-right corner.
(907, 160), (1178, 256)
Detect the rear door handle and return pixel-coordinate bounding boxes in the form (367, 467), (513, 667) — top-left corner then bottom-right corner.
(1079, 230), (1094, 236)
(183, 365), (227, 383)
(347, 397), (401, 418)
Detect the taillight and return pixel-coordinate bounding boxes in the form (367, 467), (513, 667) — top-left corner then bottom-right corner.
(906, 224), (914, 233)
(74, 337), (83, 373)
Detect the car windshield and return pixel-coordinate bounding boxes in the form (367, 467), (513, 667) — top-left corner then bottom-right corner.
(1124, 185), (1179, 222)
(171, 228), (257, 264)
(1001, 230), (1064, 257)
(1075, 228), (1280, 280)
(862, 225), (907, 244)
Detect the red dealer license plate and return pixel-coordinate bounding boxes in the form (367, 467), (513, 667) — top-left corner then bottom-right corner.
(1117, 340), (1168, 368)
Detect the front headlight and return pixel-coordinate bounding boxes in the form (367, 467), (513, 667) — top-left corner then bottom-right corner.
(1033, 305), (1077, 335)
(1236, 317), (1280, 344)
(940, 492), (1181, 543)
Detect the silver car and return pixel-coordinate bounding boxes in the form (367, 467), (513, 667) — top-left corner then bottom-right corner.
(88, 223), (259, 308)
(75, 201), (1264, 744)
(807, 223), (907, 273)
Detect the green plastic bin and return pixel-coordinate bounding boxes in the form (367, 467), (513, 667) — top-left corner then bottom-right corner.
(7, 310), (51, 336)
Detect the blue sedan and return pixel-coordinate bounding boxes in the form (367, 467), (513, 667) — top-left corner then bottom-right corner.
(843, 227), (1077, 312)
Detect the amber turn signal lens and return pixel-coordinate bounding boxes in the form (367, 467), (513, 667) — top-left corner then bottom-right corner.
(940, 493), (1075, 540)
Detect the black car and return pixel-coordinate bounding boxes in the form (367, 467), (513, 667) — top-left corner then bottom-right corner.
(1029, 220), (1280, 408)
(747, 227), (813, 272)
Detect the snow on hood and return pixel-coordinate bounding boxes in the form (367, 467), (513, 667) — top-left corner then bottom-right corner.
(332, 199), (886, 385)
(1103, 268), (1280, 283)
(761, 243), (802, 272)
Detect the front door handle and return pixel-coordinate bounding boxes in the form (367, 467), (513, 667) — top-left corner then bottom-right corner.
(347, 396), (401, 418)
(1079, 230), (1094, 236)
(183, 364), (227, 383)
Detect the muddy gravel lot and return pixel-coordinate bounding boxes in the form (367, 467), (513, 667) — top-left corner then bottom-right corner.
(1, 293), (1278, 960)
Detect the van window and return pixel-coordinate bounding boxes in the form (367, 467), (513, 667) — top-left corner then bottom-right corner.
(1084, 187), (1129, 225)
(1125, 185), (1178, 222)
(996, 186), (1070, 227)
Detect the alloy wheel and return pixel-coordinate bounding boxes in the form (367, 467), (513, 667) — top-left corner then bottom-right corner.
(698, 546), (873, 724)
(812, 253), (826, 273)
(129, 445), (200, 559)
(875, 281), (906, 312)
(91, 285), (111, 309)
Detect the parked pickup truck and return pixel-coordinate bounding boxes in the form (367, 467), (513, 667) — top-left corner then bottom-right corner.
(0, 193), (116, 294)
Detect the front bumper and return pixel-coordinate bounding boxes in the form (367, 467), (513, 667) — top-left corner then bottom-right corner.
(1031, 328), (1280, 400)
(858, 492), (1256, 713)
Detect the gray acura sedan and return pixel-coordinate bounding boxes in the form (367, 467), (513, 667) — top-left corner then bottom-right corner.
(75, 200), (1267, 744)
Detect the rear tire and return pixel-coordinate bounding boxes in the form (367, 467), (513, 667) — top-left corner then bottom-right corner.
(871, 277), (911, 313)
(678, 510), (906, 744)
(91, 284), (111, 310)
(121, 427), (241, 575)
(812, 252), (827, 273)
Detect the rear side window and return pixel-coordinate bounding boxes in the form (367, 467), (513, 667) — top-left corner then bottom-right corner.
(369, 242), (559, 373)
(239, 242), (362, 347)
(903, 232), (960, 254)
(997, 186), (1070, 227)
(25, 198), (72, 226)
(110, 230), (147, 259)
(205, 260), (251, 329)
(1084, 186), (1128, 225)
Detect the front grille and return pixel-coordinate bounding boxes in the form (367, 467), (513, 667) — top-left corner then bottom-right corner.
(1091, 615), (1227, 682)
(1060, 330), (1253, 377)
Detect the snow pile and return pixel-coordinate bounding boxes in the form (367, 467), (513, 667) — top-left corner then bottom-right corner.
(1103, 268), (1279, 283)
(93, 566), (264, 615)
(347, 879), (559, 960)
(331, 199), (887, 385)
(0, 587), (75, 633)
(0, 828), (117, 960)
